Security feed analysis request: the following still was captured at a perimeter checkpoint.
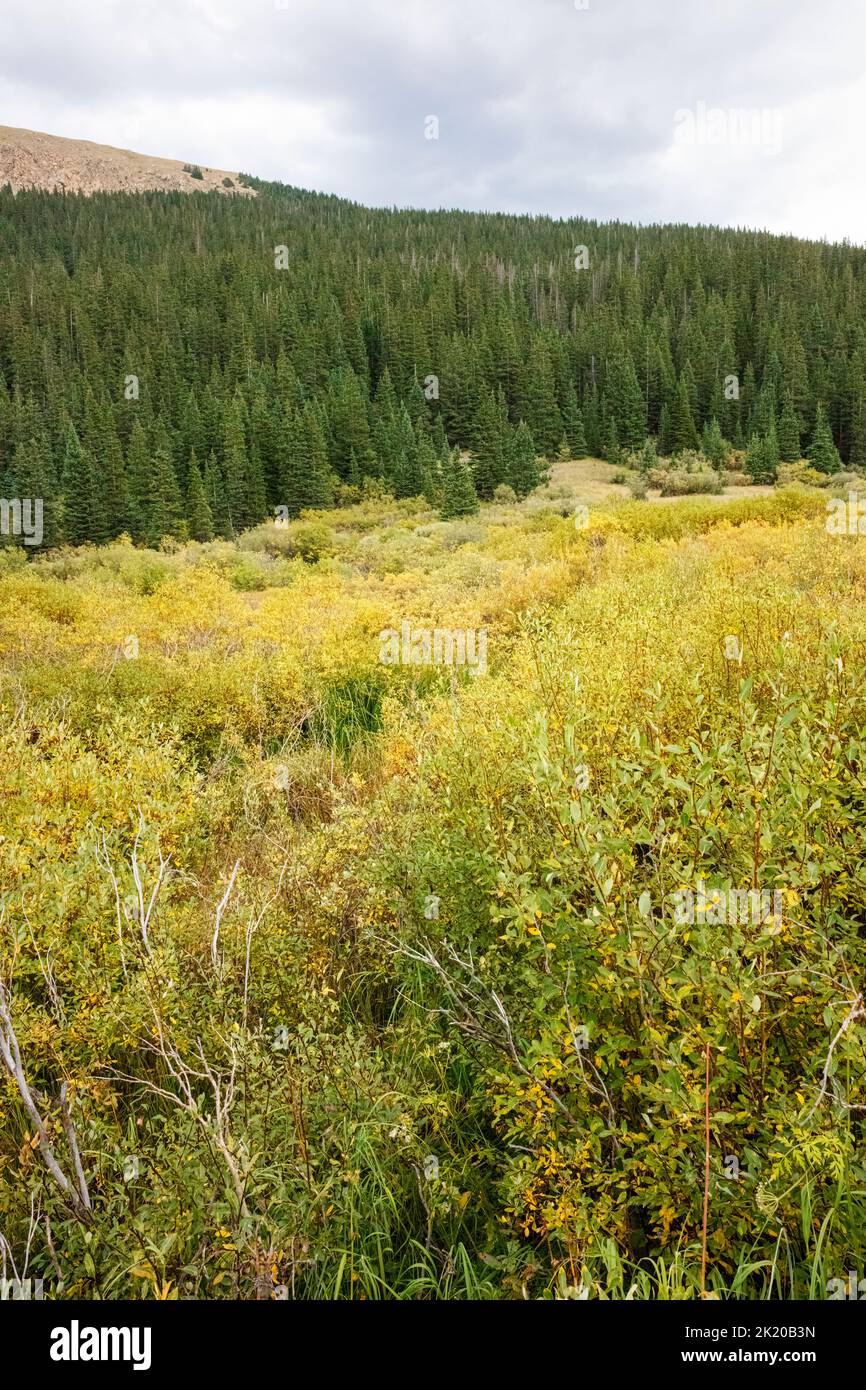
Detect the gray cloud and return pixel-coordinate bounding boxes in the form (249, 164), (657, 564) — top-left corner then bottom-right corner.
(1, 0), (863, 240)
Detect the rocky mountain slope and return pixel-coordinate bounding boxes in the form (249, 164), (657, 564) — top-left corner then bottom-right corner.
(0, 125), (253, 196)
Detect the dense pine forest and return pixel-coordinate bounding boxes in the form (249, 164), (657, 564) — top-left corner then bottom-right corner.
(2, 176), (866, 544)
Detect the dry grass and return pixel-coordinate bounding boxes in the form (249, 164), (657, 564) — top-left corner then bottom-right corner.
(542, 456), (774, 507)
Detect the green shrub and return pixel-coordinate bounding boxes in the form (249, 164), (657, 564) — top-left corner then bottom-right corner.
(671, 448), (714, 473)
(777, 461), (826, 487)
(660, 469), (723, 496)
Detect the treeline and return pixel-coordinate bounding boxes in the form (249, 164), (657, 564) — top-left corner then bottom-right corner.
(2, 175), (866, 544)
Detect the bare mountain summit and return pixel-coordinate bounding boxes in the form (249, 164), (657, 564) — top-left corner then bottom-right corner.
(0, 125), (255, 196)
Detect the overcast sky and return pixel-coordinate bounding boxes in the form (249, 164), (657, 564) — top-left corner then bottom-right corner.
(1, 0), (864, 242)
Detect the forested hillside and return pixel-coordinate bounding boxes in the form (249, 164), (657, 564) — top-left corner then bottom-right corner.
(2, 175), (866, 545)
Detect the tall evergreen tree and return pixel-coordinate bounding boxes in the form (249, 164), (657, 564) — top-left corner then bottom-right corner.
(603, 418), (623, 467)
(807, 403), (842, 474)
(606, 353), (646, 449)
(507, 421), (539, 498)
(146, 446), (185, 545)
(186, 452), (214, 541)
(777, 394), (802, 462)
(562, 386), (588, 457)
(61, 423), (96, 545)
(520, 340), (561, 456)
(665, 375), (700, 455)
(472, 390), (508, 499)
(441, 448), (479, 518)
(701, 418), (729, 471)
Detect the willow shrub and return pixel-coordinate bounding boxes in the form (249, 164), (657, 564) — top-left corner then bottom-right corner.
(374, 517), (866, 1294)
(1, 502), (864, 1299)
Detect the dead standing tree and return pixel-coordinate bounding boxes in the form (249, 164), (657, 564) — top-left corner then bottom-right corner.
(0, 973), (92, 1223)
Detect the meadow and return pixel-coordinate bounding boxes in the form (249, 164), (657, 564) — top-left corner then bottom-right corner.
(1, 475), (864, 1300)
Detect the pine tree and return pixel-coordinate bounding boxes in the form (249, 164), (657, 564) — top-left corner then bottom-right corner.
(807, 403), (842, 474)
(657, 402), (672, 458)
(638, 436), (658, 474)
(431, 415), (450, 459)
(745, 433), (766, 482)
(562, 386), (588, 457)
(603, 418), (622, 467)
(61, 423), (96, 545)
(8, 436), (60, 547)
(701, 418), (729, 471)
(414, 430), (441, 506)
(765, 420), (780, 478)
(508, 420), (539, 497)
(520, 339), (561, 456)
(777, 395), (802, 462)
(146, 446), (185, 545)
(472, 390), (507, 498)
(222, 395), (249, 534)
(606, 353), (646, 449)
(849, 389), (866, 471)
(186, 452), (214, 541)
(666, 375), (700, 455)
(583, 387), (603, 457)
(300, 404), (334, 509)
(204, 450), (231, 537)
(81, 392), (128, 540)
(125, 420), (151, 543)
(441, 448), (478, 518)
(745, 431), (778, 484)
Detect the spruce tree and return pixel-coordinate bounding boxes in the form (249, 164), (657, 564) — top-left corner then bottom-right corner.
(508, 421), (539, 498)
(701, 418), (729, 471)
(849, 390), (866, 471)
(414, 430), (441, 506)
(222, 395), (249, 533)
(765, 421), (780, 478)
(61, 423), (96, 545)
(666, 376), (701, 455)
(300, 404), (334, 509)
(606, 353), (646, 449)
(146, 446), (185, 545)
(562, 386), (588, 457)
(639, 436), (658, 475)
(745, 431), (778, 484)
(441, 448), (479, 518)
(807, 403), (842, 474)
(204, 450), (231, 537)
(603, 418), (622, 467)
(520, 340), (561, 456)
(125, 419), (151, 544)
(186, 452), (214, 541)
(8, 436), (59, 547)
(472, 390), (507, 498)
(777, 395), (802, 462)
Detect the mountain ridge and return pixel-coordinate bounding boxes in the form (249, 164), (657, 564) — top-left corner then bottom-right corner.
(0, 124), (254, 197)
